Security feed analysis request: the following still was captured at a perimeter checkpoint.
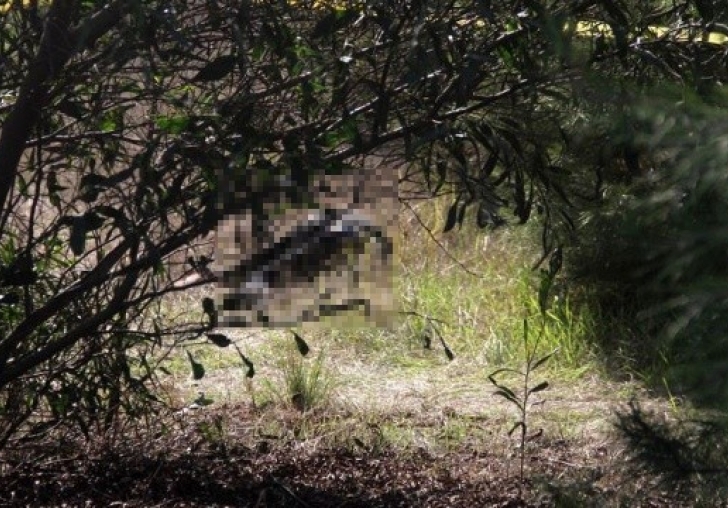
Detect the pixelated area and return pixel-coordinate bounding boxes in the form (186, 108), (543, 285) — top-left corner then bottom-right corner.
(214, 164), (396, 328)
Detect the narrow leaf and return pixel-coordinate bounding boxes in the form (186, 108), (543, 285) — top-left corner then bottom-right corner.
(443, 200), (458, 233)
(488, 367), (523, 384)
(186, 351), (205, 380)
(437, 333), (455, 361)
(207, 333), (231, 348)
(527, 381), (549, 396)
(508, 421), (526, 436)
(493, 388), (522, 408)
(538, 275), (552, 314)
(477, 202), (504, 228)
(481, 150), (499, 177)
(69, 215), (87, 256)
(435, 159), (447, 189)
(443, 344), (454, 361)
(292, 331), (310, 356)
(530, 347), (560, 371)
(193, 54), (237, 82)
(234, 344), (255, 378)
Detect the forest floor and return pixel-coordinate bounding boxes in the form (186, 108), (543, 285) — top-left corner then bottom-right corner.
(0, 325), (708, 507)
(0, 399), (700, 507)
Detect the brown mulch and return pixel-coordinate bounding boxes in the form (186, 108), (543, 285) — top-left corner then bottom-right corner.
(0, 407), (693, 507)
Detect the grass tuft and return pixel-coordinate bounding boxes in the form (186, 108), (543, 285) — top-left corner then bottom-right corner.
(266, 346), (336, 413)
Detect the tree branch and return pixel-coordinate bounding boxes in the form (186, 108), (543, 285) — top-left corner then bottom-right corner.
(0, 261), (140, 387)
(0, 0), (129, 230)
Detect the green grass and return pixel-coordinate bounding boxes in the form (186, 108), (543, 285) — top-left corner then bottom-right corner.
(396, 200), (600, 376)
(265, 346), (336, 412)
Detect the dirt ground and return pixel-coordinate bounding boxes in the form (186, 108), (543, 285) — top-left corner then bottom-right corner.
(0, 401), (701, 508)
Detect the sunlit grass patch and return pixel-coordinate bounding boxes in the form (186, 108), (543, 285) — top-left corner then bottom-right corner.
(398, 195), (599, 374)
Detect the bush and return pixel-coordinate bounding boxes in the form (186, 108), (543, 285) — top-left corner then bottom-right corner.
(568, 92), (728, 408)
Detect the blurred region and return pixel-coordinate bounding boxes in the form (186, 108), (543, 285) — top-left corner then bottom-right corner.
(568, 88), (728, 410)
(214, 158), (397, 328)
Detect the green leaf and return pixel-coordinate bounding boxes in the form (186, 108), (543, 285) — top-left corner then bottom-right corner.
(497, 46), (515, 69)
(46, 170), (67, 193)
(79, 173), (107, 203)
(17, 173), (29, 197)
(493, 388), (522, 409)
(99, 112), (118, 132)
(320, 120), (360, 147)
(538, 274), (552, 314)
(477, 202), (503, 228)
(69, 215), (87, 256)
(49, 192), (61, 209)
(234, 344), (255, 378)
(530, 347), (559, 371)
(492, 383), (518, 401)
(95, 205), (125, 222)
(488, 367), (522, 383)
(207, 333), (231, 347)
(434, 159), (447, 194)
(152, 319), (162, 341)
(481, 149), (499, 177)
(186, 351), (205, 380)
(0, 258), (37, 286)
(57, 98), (86, 120)
(155, 115), (190, 135)
(508, 421), (526, 436)
(292, 331), (310, 356)
(527, 381), (549, 396)
(192, 54), (237, 82)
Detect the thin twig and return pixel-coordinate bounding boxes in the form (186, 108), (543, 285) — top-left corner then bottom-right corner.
(401, 199), (482, 278)
(398, 310), (449, 325)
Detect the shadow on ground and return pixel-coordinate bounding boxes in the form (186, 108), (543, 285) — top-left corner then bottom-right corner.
(0, 404), (695, 508)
